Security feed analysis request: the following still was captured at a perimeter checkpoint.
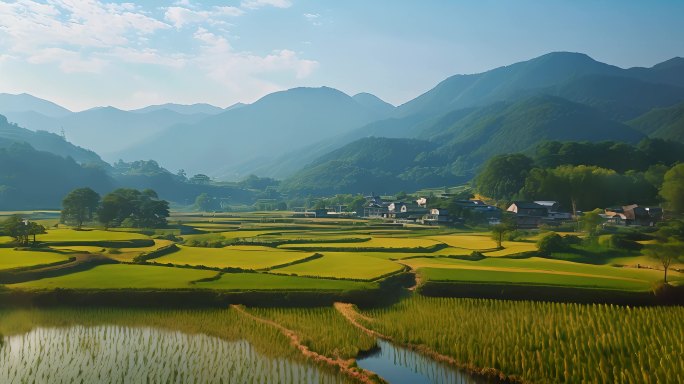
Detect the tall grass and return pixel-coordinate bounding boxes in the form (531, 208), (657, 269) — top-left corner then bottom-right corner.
(360, 296), (684, 383)
(249, 307), (377, 359)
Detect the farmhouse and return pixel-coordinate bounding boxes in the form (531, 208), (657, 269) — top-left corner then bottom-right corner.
(604, 204), (662, 226)
(507, 201), (549, 228)
(386, 202), (428, 221)
(422, 208), (451, 225)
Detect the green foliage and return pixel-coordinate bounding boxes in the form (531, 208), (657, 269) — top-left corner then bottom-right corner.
(475, 154), (533, 200)
(660, 163), (684, 214)
(580, 208), (604, 236)
(629, 101), (684, 142)
(194, 193), (221, 212)
(61, 187), (100, 229)
(537, 232), (566, 255)
(98, 188), (169, 229)
(643, 242), (683, 284)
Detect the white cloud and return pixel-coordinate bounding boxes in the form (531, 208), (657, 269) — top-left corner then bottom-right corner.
(27, 48), (108, 73)
(241, 0), (292, 10)
(303, 13), (322, 26)
(164, 6), (243, 29)
(192, 27), (318, 89)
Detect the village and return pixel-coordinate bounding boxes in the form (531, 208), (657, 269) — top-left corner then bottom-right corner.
(294, 193), (664, 229)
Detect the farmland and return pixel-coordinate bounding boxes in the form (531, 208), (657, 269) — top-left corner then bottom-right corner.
(1, 211), (683, 383)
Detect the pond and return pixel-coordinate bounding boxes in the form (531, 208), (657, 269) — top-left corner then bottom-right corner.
(357, 339), (493, 384)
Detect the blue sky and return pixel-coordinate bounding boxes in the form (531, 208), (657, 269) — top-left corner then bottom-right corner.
(0, 0), (682, 111)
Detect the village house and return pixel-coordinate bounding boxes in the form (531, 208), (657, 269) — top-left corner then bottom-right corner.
(604, 204), (662, 226)
(386, 201), (428, 222)
(507, 201), (549, 228)
(363, 194), (388, 218)
(422, 208), (451, 225)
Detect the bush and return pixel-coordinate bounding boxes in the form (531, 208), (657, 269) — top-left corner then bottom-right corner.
(598, 234), (642, 251)
(537, 233), (566, 255)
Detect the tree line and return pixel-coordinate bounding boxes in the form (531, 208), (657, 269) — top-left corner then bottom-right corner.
(474, 139), (684, 215)
(61, 187), (169, 229)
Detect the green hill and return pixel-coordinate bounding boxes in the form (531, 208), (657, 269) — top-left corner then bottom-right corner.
(628, 102), (684, 143)
(0, 115), (104, 165)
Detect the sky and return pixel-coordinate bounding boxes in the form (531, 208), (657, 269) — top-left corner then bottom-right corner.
(0, 0), (683, 111)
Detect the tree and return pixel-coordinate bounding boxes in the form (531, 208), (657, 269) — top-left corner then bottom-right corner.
(644, 242), (682, 284)
(2, 215), (29, 245)
(27, 222), (46, 244)
(194, 193), (218, 212)
(97, 188), (169, 229)
(475, 154), (534, 200)
(580, 208), (604, 236)
(490, 216), (515, 248)
(537, 232), (566, 256)
(660, 164), (684, 214)
(61, 187), (101, 229)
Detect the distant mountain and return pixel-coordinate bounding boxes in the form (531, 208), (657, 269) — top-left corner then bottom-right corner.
(0, 114), (104, 165)
(545, 75), (684, 121)
(283, 95), (646, 195)
(115, 87), (387, 178)
(0, 142), (113, 210)
(0, 93), (72, 118)
(4, 106), (211, 157)
(280, 137), (459, 195)
(628, 102), (684, 143)
(130, 103), (224, 115)
(352, 93), (395, 117)
(624, 57), (684, 88)
(394, 52), (622, 119)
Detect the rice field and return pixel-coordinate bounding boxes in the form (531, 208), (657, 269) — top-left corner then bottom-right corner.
(0, 308), (350, 384)
(51, 239), (175, 262)
(405, 256), (675, 288)
(0, 249), (71, 271)
(9, 264), (216, 290)
(420, 267), (653, 291)
(272, 252), (404, 280)
(195, 273), (374, 291)
(247, 307), (377, 359)
(156, 245), (314, 270)
(39, 229), (149, 242)
(360, 296), (684, 383)
(279, 236), (441, 250)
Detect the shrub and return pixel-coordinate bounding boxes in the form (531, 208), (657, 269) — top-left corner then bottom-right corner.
(537, 232), (566, 255)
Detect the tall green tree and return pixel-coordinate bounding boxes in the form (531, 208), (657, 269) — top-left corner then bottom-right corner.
(61, 187), (101, 229)
(27, 222), (46, 244)
(660, 163), (684, 214)
(644, 242), (682, 284)
(475, 154), (534, 200)
(98, 188), (169, 228)
(2, 215), (29, 245)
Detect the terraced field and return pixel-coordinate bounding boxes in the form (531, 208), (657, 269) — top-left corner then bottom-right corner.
(155, 245), (314, 270)
(0, 249), (71, 271)
(272, 252), (404, 280)
(279, 236), (441, 250)
(195, 272), (374, 291)
(39, 229), (148, 242)
(10, 264), (216, 289)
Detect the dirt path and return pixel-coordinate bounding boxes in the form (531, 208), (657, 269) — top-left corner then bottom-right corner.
(394, 262), (422, 291)
(334, 302), (524, 384)
(231, 305), (385, 384)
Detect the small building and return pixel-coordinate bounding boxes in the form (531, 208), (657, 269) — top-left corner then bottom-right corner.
(507, 201), (548, 228)
(387, 202), (428, 221)
(422, 208), (451, 226)
(604, 204), (662, 226)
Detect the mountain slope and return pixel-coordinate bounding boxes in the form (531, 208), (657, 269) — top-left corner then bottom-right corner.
(130, 103), (224, 115)
(115, 87), (384, 178)
(284, 96), (647, 195)
(628, 102), (684, 142)
(352, 93), (395, 117)
(280, 137), (458, 195)
(395, 52), (622, 118)
(5, 107), (211, 157)
(0, 115), (104, 165)
(0, 93), (72, 118)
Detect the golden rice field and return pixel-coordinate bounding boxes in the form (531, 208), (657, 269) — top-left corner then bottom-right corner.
(279, 236), (441, 250)
(39, 229), (148, 242)
(271, 252), (404, 280)
(0, 249), (71, 271)
(155, 245), (314, 270)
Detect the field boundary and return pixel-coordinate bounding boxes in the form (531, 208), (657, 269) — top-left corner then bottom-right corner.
(418, 281), (684, 305)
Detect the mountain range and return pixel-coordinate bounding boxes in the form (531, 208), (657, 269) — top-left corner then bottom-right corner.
(2, 51), (684, 200)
